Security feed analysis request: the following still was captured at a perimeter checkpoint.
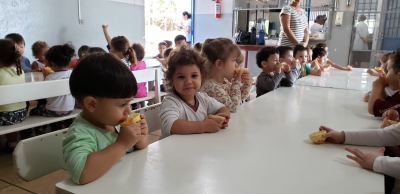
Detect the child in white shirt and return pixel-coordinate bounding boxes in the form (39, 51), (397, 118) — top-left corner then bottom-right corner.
(159, 47), (230, 139)
(31, 41), (49, 72)
(30, 44), (76, 130)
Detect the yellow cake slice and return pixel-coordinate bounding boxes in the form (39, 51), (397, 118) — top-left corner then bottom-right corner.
(347, 65), (353, 69)
(208, 114), (226, 122)
(120, 113), (141, 127)
(44, 67), (54, 73)
(309, 130), (326, 144)
(388, 120), (399, 125)
(235, 68), (249, 74)
(375, 67), (382, 71)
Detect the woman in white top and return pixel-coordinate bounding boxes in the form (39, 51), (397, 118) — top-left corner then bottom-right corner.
(353, 15), (369, 50)
(180, 11), (192, 45)
(310, 15), (327, 36)
(278, 0), (309, 47)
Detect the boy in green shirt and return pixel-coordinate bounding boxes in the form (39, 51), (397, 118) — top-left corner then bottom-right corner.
(63, 53), (149, 185)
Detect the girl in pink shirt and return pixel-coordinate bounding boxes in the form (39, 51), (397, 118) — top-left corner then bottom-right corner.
(130, 43), (147, 98)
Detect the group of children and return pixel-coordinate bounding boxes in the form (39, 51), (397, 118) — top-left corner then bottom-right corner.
(3, 28), (400, 192)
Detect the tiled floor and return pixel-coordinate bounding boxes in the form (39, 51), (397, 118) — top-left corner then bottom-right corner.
(0, 130), (162, 194)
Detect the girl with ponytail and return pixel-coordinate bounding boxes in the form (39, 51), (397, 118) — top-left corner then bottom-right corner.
(110, 36), (138, 66)
(0, 39), (27, 152)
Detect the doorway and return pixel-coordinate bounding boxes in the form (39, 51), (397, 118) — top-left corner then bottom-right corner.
(144, 0), (193, 57)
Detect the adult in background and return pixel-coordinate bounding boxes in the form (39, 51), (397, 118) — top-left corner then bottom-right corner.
(352, 15), (369, 67)
(179, 11), (192, 45)
(310, 15), (327, 36)
(278, 0), (309, 47)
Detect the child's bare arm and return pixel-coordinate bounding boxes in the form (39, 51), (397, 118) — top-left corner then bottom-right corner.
(367, 69), (382, 76)
(171, 119), (222, 134)
(79, 123), (142, 184)
(102, 24), (112, 44)
(368, 77), (386, 115)
(31, 61), (40, 71)
(309, 69), (321, 76)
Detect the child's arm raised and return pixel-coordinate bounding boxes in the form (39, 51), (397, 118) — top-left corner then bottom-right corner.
(240, 72), (253, 100)
(281, 66), (300, 87)
(134, 114), (149, 150)
(102, 24), (112, 45)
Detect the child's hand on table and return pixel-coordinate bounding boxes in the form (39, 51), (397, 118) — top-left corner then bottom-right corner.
(216, 113), (230, 129)
(117, 122), (143, 151)
(345, 146), (385, 171)
(319, 126), (345, 144)
(202, 117), (223, 133)
(382, 109), (399, 121)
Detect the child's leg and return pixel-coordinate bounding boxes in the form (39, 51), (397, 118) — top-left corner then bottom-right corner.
(1, 108), (28, 152)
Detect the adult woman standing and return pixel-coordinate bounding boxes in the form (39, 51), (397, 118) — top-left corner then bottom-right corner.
(180, 11), (192, 45)
(278, 0), (309, 47)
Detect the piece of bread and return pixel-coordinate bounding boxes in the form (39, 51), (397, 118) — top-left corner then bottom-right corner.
(388, 120), (399, 125)
(347, 65), (353, 69)
(208, 114), (226, 122)
(120, 113), (141, 127)
(309, 130), (326, 144)
(235, 68), (249, 74)
(295, 59), (300, 63)
(44, 67), (54, 73)
(102, 23), (108, 27)
(375, 67), (382, 71)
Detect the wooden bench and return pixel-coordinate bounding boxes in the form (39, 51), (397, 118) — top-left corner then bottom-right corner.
(0, 68), (164, 135)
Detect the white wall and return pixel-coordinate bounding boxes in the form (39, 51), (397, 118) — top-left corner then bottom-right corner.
(0, 0), (144, 62)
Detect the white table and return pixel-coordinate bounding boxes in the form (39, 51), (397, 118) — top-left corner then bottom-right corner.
(25, 72), (43, 83)
(296, 68), (376, 91)
(56, 85), (383, 194)
(145, 58), (162, 69)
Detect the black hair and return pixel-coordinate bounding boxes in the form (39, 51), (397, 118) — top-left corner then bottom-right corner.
(78, 45), (90, 58)
(5, 33), (25, 45)
(174, 35), (186, 44)
(315, 43), (327, 50)
(164, 48), (173, 58)
(70, 53), (137, 102)
(131, 43), (145, 61)
(276, 46), (293, 58)
(182, 11), (192, 19)
(88, 47), (106, 54)
(256, 47), (279, 68)
(389, 49), (400, 74)
(110, 36), (137, 65)
(0, 39), (22, 75)
(193, 42), (203, 52)
(46, 43), (75, 67)
(312, 47), (327, 61)
(293, 45), (307, 57)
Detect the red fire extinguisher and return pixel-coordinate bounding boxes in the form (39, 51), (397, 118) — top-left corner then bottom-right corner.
(215, 0), (221, 18)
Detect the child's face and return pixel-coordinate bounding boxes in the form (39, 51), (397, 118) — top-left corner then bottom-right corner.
(307, 50), (313, 63)
(295, 50), (308, 64)
(175, 40), (187, 47)
(172, 64), (202, 98)
(158, 45), (167, 56)
(222, 53), (239, 80)
(317, 55), (327, 64)
(36, 47), (49, 62)
(16, 43), (25, 55)
(380, 59), (387, 69)
(385, 59), (400, 90)
(261, 53), (279, 72)
(89, 97), (133, 126)
(279, 51), (294, 65)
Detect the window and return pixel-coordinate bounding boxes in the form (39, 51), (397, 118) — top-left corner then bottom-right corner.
(355, 0), (379, 34)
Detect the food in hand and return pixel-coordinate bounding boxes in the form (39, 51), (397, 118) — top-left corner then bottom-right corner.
(347, 65), (352, 69)
(235, 68), (249, 74)
(312, 33), (319, 38)
(375, 67), (382, 71)
(44, 67), (54, 73)
(208, 114), (226, 122)
(102, 23), (108, 27)
(388, 120), (399, 125)
(295, 59), (300, 63)
(309, 130), (326, 144)
(279, 62), (287, 68)
(120, 113), (141, 127)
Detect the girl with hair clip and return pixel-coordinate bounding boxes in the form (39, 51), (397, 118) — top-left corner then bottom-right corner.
(0, 39), (27, 152)
(101, 24), (137, 66)
(200, 38), (253, 112)
(314, 43), (352, 71)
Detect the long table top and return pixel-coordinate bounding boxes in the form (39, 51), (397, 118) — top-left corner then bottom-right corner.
(56, 85), (383, 194)
(295, 68), (376, 91)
